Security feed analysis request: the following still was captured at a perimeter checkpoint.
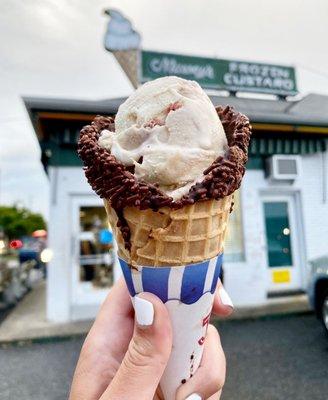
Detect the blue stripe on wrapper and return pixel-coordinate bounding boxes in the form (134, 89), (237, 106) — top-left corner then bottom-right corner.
(119, 255), (223, 305)
(180, 260), (208, 304)
(120, 259), (136, 297)
(211, 254), (223, 294)
(142, 267), (171, 303)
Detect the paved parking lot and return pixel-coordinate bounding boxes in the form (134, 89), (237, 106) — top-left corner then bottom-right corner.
(220, 314), (328, 400)
(0, 313), (327, 400)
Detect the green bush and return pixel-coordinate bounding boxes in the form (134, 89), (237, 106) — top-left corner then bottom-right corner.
(0, 206), (46, 239)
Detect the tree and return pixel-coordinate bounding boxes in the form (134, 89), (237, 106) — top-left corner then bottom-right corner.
(0, 206), (46, 239)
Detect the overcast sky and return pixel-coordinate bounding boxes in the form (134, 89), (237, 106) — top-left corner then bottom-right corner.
(1, 0), (328, 217)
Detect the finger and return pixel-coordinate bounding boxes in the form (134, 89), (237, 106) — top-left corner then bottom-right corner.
(208, 391), (222, 399)
(212, 281), (234, 317)
(87, 278), (133, 340)
(98, 277), (133, 319)
(176, 325), (225, 400)
(69, 278), (133, 400)
(84, 278), (134, 365)
(101, 292), (173, 400)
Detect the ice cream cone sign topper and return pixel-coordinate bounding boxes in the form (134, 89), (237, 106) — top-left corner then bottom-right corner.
(104, 9), (141, 88)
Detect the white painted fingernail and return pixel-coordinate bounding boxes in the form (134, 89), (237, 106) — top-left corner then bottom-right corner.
(219, 286), (234, 308)
(134, 296), (154, 326)
(185, 394), (202, 400)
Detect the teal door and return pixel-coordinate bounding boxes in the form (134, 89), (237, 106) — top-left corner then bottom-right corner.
(262, 196), (302, 291)
(264, 202), (292, 267)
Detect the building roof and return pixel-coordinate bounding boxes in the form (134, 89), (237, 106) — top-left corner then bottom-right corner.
(23, 92), (328, 172)
(24, 92), (328, 128)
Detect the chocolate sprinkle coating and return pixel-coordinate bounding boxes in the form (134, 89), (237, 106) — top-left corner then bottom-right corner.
(78, 106), (252, 248)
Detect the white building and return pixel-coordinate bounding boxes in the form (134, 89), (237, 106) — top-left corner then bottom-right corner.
(25, 92), (328, 322)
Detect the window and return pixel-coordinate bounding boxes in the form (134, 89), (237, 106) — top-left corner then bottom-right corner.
(79, 206), (114, 288)
(224, 190), (245, 262)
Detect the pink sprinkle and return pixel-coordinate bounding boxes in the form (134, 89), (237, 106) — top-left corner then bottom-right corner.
(167, 101), (182, 112)
(144, 118), (164, 128)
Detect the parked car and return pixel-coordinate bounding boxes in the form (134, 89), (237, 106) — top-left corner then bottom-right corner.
(308, 256), (328, 333)
(18, 236), (45, 265)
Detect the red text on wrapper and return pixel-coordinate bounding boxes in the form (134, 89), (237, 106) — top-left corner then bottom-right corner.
(198, 312), (211, 345)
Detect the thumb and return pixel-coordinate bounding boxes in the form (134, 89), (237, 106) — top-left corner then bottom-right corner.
(101, 293), (172, 400)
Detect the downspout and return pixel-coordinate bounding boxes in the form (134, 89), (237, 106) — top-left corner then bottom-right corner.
(322, 141), (328, 204)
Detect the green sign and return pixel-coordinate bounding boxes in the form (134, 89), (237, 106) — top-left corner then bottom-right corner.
(142, 51), (221, 90)
(141, 51), (298, 96)
(215, 59), (298, 96)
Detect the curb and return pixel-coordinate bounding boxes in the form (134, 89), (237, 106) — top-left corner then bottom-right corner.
(0, 332), (86, 348)
(0, 309), (313, 346)
(215, 309), (313, 323)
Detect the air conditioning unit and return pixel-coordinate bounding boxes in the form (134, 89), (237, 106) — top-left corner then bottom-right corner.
(266, 155), (301, 181)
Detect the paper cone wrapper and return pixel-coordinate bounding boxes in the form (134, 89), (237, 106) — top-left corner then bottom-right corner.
(119, 255), (223, 400)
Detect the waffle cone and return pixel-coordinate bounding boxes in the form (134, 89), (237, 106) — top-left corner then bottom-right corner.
(112, 50), (139, 89)
(104, 195), (232, 267)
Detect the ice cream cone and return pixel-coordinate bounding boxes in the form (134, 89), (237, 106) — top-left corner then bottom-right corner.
(78, 76), (251, 400)
(112, 49), (140, 88)
(104, 195), (232, 267)
(105, 196), (232, 400)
